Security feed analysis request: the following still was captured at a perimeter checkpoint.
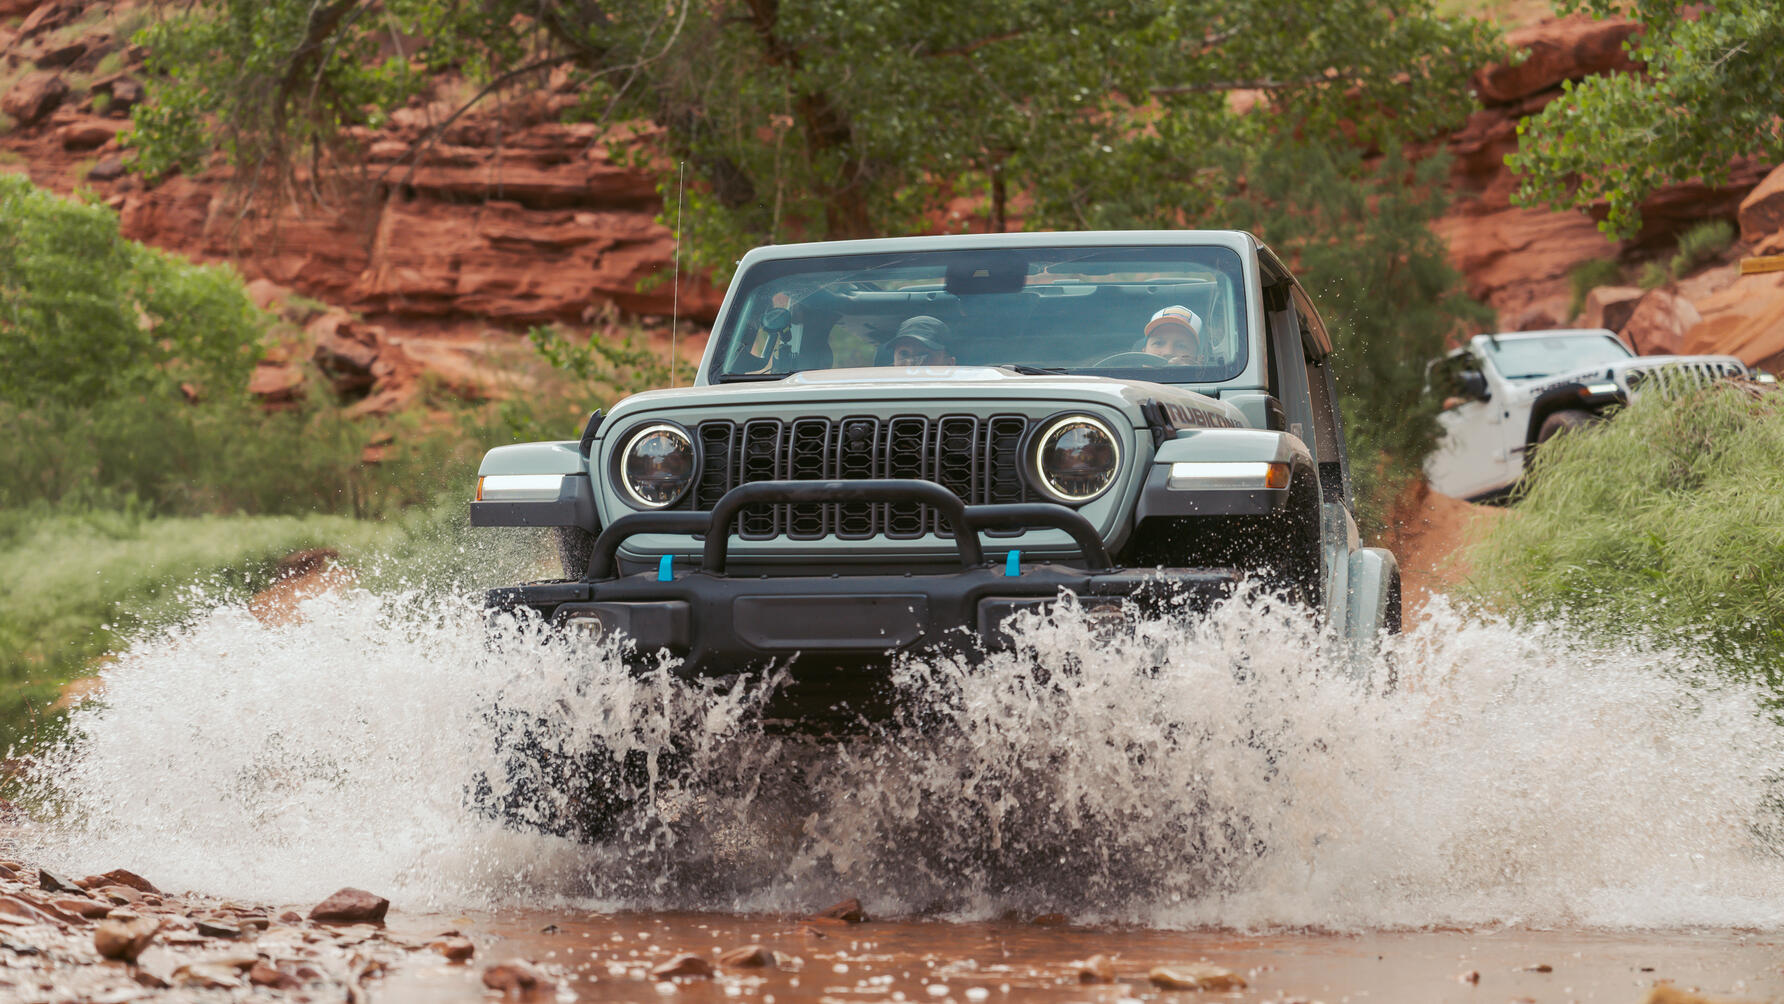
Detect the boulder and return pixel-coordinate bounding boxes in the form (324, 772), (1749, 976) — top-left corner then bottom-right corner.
(59, 119), (123, 151)
(248, 364), (305, 404)
(1680, 269), (1784, 370)
(1739, 164), (1784, 246)
(307, 311), (385, 396)
(1621, 289), (1703, 355)
(86, 156), (125, 182)
(2, 71), (68, 126)
(1580, 285), (1644, 332)
(1474, 15), (1641, 105)
(34, 41), (86, 69)
(307, 887), (389, 924)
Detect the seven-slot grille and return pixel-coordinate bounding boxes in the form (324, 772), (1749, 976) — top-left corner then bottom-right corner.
(1624, 360), (1748, 395)
(680, 415), (1040, 540)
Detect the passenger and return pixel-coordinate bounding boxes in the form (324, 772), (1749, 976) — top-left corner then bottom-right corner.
(885, 315), (956, 366)
(1142, 305), (1206, 365)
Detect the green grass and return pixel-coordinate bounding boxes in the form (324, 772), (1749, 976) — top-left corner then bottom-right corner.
(1565, 258), (1622, 322)
(0, 499), (554, 755)
(1467, 385), (1784, 683)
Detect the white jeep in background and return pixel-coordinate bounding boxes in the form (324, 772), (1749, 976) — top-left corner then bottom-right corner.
(1424, 329), (1769, 502)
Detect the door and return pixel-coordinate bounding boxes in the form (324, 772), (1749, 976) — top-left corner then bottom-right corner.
(1424, 351), (1513, 500)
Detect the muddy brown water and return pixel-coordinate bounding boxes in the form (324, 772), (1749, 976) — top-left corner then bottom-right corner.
(378, 911), (1784, 1003)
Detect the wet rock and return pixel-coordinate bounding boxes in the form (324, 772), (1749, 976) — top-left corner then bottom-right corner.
(483, 959), (553, 997)
(0, 864), (16, 881)
(652, 953), (715, 979)
(278, 910), (303, 923)
(236, 913), (271, 931)
(717, 944), (776, 968)
(97, 869), (160, 897)
(1643, 986), (1747, 1004)
(308, 887), (389, 924)
(795, 925), (829, 939)
(432, 936), (475, 962)
(1458, 969), (1481, 984)
(195, 918), (242, 939)
(812, 897), (867, 923)
(0, 894), (83, 925)
(93, 915), (160, 962)
(1030, 912), (1067, 926)
(1, 71), (68, 126)
(248, 960), (298, 988)
(1148, 964), (1247, 991)
(133, 969), (171, 989)
(1581, 285), (1644, 333)
(173, 961), (242, 988)
(1520, 963), (1553, 973)
(51, 896), (110, 919)
(99, 885), (141, 906)
(1077, 954), (1117, 984)
(37, 869), (78, 893)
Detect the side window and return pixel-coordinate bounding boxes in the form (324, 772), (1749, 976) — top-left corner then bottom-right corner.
(1291, 288), (1350, 505)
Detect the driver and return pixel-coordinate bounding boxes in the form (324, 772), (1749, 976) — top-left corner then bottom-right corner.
(1142, 305), (1206, 365)
(885, 315), (956, 366)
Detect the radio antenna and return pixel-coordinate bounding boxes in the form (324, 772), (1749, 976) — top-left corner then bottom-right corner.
(670, 160), (686, 387)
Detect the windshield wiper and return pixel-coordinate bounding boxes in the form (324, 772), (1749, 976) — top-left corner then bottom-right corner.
(999, 364), (1070, 375)
(714, 372), (793, 383)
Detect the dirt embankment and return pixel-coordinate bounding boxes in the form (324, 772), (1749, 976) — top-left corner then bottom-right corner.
(1377, 483), (1506, 621)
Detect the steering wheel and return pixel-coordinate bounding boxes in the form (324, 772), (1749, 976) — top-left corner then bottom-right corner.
(1094, 351), (1170, 367)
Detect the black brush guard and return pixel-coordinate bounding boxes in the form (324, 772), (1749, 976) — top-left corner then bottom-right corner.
(485, 480), (1240, 677)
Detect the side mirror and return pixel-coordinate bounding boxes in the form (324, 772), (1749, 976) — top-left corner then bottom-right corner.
(1457, 369), (1490, 401)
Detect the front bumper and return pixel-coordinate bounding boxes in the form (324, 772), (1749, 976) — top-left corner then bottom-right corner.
(485, 479), (1240, 676)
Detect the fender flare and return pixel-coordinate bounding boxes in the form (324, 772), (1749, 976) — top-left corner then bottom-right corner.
(1524, 382), (1623, 449)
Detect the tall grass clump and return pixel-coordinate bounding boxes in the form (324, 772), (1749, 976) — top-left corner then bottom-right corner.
(1566, 258), (1623, 321)
(1468, 384), (1784, 682)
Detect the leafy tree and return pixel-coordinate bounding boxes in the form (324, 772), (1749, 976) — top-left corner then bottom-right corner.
(128, 0), (1498, 273)
(0, 174), (264, 406)
(1509, 0), (1784, 238)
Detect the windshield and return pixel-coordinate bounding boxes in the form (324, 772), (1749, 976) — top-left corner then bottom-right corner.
(707, 246), (1249, 384)
(1480, 332), (1633, 381)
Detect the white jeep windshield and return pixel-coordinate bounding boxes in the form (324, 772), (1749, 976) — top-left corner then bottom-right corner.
(709, 246), (1248, 383)
(1481, 332), (1633, 381)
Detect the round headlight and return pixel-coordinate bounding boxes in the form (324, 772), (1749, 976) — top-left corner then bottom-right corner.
(1032, 415), (1120, 503)
(619, 423), (695, 508)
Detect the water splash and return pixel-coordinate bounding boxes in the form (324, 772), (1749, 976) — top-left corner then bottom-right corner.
(22, 582), (1784, 929)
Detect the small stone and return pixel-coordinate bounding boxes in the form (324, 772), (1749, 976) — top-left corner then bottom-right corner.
(133, 969), (170, 989)
(1030, 912), (1067, 926)
(432, 936), (475, 961)
(94, 916), (160, 962)
(248, 961), (297, 988)
(1148, 964), (1247, 992)
(97, 869), (160, 896)
(811, 897), (867, 923)
(539, 923), (558, 933)
(652, 953), (715, 979)
(1458, 969), (1481, 984)
(194, 918), (242, 939)
(1077, 954), (1117, 984)
(717, 944), (776, 968)
(236, 914), (271, 931)
(101, 886), (141, 905)
(795, 924), (829, 939)
(0, 864), (16, 881)
(483, 960), (552, 996)
(173, 962), (241, 989)
(278, 910), (303, 923)
(308, 887), (389, 924)
(37, 869), (78, 893)
(1521, 963), (1553, 973)
(51, 896), (109, 919)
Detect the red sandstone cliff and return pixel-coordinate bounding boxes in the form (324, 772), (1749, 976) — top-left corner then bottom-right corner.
(5, 0), (1784, 398)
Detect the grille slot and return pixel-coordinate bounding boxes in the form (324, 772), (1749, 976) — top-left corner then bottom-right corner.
(675, 414), (1047, 541)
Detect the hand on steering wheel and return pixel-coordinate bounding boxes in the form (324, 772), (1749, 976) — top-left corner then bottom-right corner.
(1094, 351), (1170, 367)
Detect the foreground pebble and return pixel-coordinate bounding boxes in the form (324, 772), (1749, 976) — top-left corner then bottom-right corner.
(1149, 963), (1247, 991)
(1077, 953), (1117, 983)
(718, 943), (777, 968)
(308, 886), (390, 924)
(484, 959), (554, 997)
(653, 952), (717, 979)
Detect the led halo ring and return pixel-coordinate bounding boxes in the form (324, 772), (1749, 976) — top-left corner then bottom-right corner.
(616, 421), (697, 509)
(1029, 413), (1122, 504)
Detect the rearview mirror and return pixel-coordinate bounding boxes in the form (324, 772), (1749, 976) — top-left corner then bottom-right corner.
(1457, 369), (1490, 401)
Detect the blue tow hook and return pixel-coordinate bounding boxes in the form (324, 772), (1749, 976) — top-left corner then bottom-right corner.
(657, 555), (674, 582)
(1005, 550), (1022, 577)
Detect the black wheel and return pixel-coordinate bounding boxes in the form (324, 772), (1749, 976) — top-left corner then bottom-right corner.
(1536, 407), (1594, 445)
(554, 526), (596, 579)
(1383, 571), (1403, 635)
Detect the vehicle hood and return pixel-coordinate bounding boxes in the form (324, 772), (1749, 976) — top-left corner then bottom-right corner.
(602, 366), (1246, 432)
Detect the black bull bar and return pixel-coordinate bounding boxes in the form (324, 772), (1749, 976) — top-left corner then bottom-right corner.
(484, 479), (1239, 673)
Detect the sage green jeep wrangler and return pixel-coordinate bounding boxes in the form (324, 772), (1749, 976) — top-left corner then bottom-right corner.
(475, 231), (1400, 709)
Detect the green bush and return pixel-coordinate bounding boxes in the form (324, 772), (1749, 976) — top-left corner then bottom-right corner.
(1566, 259), (1623, 322)
(1468, 385), (1784, 683)
(1669, 219), (1736, 278)
(0, 174), (265, 406)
